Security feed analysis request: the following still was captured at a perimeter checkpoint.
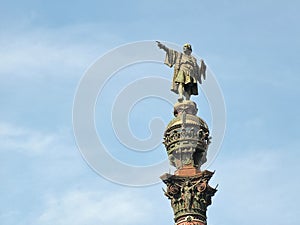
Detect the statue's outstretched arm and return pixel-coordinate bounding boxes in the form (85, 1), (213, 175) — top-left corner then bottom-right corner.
(156, 41), (169, 52)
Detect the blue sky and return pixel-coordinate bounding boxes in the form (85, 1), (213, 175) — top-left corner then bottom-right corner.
(1, 0), (300, 225)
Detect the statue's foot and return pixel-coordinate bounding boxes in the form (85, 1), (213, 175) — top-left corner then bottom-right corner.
(178, 96), (184, 102)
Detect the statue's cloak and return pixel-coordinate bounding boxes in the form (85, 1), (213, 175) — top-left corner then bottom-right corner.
(164, 49), (206, 95)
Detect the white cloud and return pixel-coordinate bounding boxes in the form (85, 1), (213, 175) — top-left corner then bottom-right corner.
(35, 190), (151, 225)
(0, 122), (68, 155)
(0, 24), (122, 80)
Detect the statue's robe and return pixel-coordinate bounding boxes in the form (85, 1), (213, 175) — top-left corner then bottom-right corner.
(164, 49), (206, 95)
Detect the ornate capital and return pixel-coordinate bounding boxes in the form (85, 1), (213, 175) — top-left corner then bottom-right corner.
(161, 172), (217, 223)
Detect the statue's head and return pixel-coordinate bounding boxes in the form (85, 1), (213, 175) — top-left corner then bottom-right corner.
(183, 43), (192, 55)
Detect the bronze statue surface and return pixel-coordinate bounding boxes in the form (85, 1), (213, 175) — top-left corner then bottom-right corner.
(157, 41), (206, 102)
(158, 41), (216, 225)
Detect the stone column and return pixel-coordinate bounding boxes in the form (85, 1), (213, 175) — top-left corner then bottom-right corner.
(161, 100), (217, 225)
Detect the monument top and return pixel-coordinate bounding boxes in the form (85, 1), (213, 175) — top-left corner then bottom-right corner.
(156, 41), (206, 102)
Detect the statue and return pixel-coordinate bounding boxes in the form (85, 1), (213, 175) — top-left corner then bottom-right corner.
(157, 41), (207, 102)
(181, 181), (194, 209)
(180, 180), (202, 210)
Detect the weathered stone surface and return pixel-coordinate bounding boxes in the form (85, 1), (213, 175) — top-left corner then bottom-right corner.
(156, 43), (216, 224)
(161, 171), (217, 224)
(156, 41), (206, 102)
(163, 101), (210, 170)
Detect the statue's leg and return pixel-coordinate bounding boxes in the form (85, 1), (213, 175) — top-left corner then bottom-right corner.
(178, 83), (184, 102)
(184, 91), (190, 100)
(184, 85), (191, 100)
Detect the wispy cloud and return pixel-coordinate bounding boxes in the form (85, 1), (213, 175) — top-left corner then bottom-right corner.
(35, 189), (151, 225)
(0, 24), (122, 80)
(0, 122), (70, 155)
